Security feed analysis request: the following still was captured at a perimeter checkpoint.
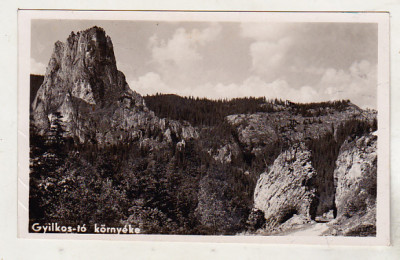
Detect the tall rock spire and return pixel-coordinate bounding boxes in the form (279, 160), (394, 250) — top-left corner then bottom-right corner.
(32, 27), (126, 110)
(31, 26), (198, 144)
(32, 26), (145, 141)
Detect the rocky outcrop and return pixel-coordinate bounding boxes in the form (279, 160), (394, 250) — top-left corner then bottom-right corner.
(211, 143), (241, 164)
(226, 105), (376, 161)
(31, 26), (198, 145)
(226, 113), (279, 148)
(222, 106), (376, 184)
(329, 134), (377, 236)
(253, 143), (317, 230)
(251, 134), (377, 235)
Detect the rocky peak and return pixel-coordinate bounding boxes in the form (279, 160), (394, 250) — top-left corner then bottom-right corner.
(32, 26), (138, 135)
(31, 26), (197, 145)
(40, 26), (124, 106)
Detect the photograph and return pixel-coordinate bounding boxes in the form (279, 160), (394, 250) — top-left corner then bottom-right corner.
(18, 11), (390, 244)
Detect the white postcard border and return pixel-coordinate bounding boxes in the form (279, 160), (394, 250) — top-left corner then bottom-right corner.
(17, 10), (391, 246)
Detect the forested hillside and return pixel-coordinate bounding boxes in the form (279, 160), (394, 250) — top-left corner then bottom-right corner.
(30, 78), (377, 234)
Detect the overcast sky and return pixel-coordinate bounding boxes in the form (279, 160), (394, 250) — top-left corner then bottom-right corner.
(31, 20), (378, 109)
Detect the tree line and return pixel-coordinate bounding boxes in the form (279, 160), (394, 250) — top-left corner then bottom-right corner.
(144, 94), (278, 127)
(144, 94), (354, 126)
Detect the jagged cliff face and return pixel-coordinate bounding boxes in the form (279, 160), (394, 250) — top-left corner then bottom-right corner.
(253, 143), (318, 230)
(33, 27), (125, 125)
(31, 27), (197, 144)
(226, 106), (375, 152)
(335, 134), (377, 217)
(330, 134), (377, 236)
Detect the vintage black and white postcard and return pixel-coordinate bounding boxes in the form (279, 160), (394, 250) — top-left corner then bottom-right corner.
(18, 10), (390, 245)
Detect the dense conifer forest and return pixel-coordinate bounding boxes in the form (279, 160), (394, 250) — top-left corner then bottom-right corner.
(144, 94), (353, 127)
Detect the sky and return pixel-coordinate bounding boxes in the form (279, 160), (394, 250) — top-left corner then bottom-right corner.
(31, 20), (378, 109)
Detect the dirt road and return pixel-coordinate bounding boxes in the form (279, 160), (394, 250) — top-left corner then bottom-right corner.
(284, 222), (330, 236)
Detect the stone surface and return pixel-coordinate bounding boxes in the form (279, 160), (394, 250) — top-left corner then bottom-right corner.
(31, 26), (198, 145)
(224, 104), (376, 174)
(226, 106), (375, 151)
(334, 135), (377, 217)
(253, 143), (318, 230)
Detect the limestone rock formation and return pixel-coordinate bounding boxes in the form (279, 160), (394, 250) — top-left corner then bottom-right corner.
(330, 134), (377, 236)
(253, 143), (317, 230)
(226, 105), (374, 151)
(31, 26), (198, 145)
